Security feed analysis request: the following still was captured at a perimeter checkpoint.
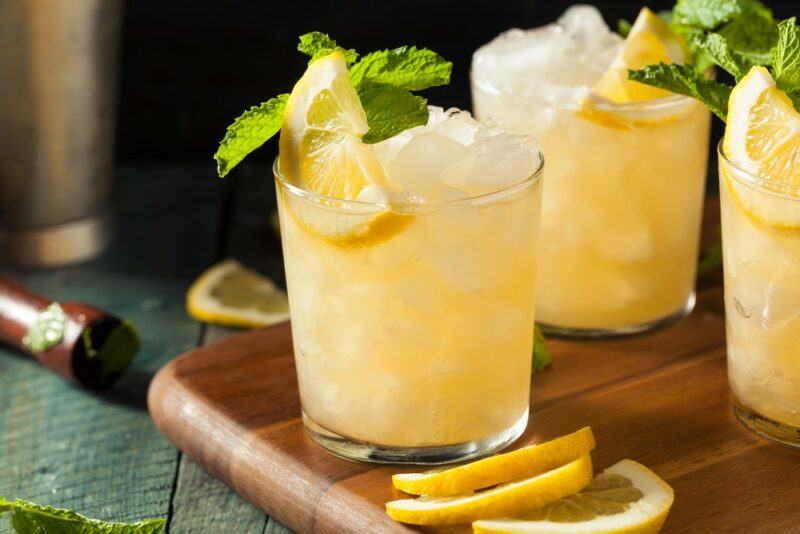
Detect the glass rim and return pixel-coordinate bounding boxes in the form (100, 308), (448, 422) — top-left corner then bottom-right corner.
(470, 74), (697, 112)
(717, 140), (800, 200)
(272, 151), (544, 212)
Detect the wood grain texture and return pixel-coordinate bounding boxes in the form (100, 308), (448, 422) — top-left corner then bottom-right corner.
(147, 198), (795, 534)
(0, 166), (222, 528)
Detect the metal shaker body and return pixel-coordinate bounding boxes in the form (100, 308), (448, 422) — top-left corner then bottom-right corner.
(0, 0), (122, 266)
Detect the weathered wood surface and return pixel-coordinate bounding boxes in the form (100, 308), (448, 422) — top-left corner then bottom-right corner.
(0, 165), (285, 533)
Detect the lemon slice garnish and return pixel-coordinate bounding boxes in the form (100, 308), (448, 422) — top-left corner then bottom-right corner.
(722, 66), (800, 231)
(278, 52), (410, 247)
(393, 427), (595, 497)
(187, 260), (289, 329)
(594, 8), (688, 104)
(385, 455), (593, 526)
(473, 459), (674, 534)
(579, 8), (693, 129)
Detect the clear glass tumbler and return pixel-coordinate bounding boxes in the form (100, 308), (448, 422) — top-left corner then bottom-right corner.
(472, 80), (711, 336)
(274, 156), (543, 464)
(719, 146), (800, 448)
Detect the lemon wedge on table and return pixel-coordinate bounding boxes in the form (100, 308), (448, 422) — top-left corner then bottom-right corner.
(473, 459), (674, 534)
(386, 455), (593, 526)
(393, 427), (595, 497)
(278, 51), (410, 247)
(722, 66), (800, 232)
(187, 260), (289, 329)
(580, 8), (691, 128)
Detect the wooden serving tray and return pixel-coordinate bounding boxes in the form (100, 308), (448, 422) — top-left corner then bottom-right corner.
(148, 204), (800, 533)
(148, 289), (800, 533)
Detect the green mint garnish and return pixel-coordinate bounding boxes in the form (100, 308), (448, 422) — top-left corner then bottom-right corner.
(23, 303), (66, 353)
(617, 19), (632, 38)
(772, 18), (800, 91)
(215, 94), (288, 177)
(690, 31), (754, 80)
(349, 46), (452, 91)
(358, 83), (428, 144)
(1, 498), (165, 533)
(628, 63), (732, 120)
(715, 5), (777, 65)
(671, 0), (767, 30)
(698, 233), (723, 275)
(213, 33), (452, 177)
(532, 325), (552, 374)
(86, 320), (141, 384)
(298, 31), (358, 65)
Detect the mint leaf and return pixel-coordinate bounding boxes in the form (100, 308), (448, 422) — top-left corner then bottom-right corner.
(617, 19), (632, 38)
(349, 46), (452, 91)
(7, 499), (165, 533)
(214, 94), (288, 177)
(358, 84), (428, 144)
(23, 303), (66, 353)
(628, 63), (731, 120)
(297, 32), (358, 65)
(772, 18), (800, 92)
(672, 0), (743, 30)
(91, 320), (140, 384)
(691, 32), (753, 80)
(533, 325), (551, 374)
(717, 7), (777, 65)
(698, 233), (723, 275)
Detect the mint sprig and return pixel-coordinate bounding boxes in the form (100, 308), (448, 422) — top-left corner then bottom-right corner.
(1, 498), (165, 533)
(532, 325), (552, 374)
(358, 83), (428, 144)
(215, 95), (288, 177)
(349, 46), (452, 91)
(297, 32), (358, 65)
(213, 33), (452, 177)
(628, 63), (731, 120)
(628, 2), (800, 120)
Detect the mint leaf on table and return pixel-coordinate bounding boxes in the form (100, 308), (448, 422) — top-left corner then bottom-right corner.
(214, 94), (288, 177)
(698, 234), (723, 275)
(349, 46), (452, 91)
(532, 325), (552, 374)
(771, 18), (800, 92)
(629, 63), (732, 120)
(358, 84), (428, 144)
(298, 31), (358, 65)
(4, 499), (165, 534)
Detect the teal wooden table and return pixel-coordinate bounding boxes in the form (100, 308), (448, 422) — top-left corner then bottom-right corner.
(0, 164), (292, 533)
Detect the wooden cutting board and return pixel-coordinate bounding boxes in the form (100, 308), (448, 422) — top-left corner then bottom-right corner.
(148, 204), (800, 534)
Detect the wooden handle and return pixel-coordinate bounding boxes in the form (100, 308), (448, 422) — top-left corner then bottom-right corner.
(0, 274), (52, 350)
(0, 275), (127, 387)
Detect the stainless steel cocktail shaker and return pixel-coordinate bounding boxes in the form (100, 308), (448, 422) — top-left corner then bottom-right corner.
(0, 0), (122, 266)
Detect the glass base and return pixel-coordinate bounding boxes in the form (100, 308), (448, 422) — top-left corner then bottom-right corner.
(538, 292), (695, 339)
(732, 395), (800, 450)
(302, 409), (529, 465)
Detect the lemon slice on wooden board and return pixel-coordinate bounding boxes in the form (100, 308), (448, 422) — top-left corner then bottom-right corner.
(385, 455), (593, 526)
(473, 459), (674, 534)
(722, 66), (800, 232)
(187, 260), (289, 329)
(277, 51), (411, 247)
(579, 8), (692, 129)
(393, 427), (595, 497)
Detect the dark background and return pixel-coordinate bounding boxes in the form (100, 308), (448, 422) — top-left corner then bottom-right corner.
(116, 0), (795, 165)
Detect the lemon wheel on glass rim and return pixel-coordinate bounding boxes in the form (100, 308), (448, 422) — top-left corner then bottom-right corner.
(277, 51), (411, 247)
(722, 66), (800, 233)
